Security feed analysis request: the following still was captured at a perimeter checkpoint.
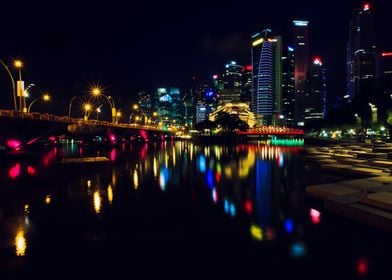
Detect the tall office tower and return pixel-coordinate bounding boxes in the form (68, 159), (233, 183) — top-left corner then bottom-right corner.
(281, 46), (295, 126)
(376, 52), (392, 97)
(156, 88), (172, 128)
(169, 87), (182, 126)
(346, 3), (377, 101)
(137, 91), (152, 121)
(220, 61), (243, 104)
(182, 90), (194, 127)
(251, 29), (282, 125)
(242, 65), (252, 104)
(292, 20), (309, 126)
(304, 57), (327, 123)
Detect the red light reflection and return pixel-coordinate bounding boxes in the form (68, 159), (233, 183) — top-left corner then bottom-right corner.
(27, 166), (36, 175)
(310, 208), (321, 224)
(357, 258), (368, 277)
(9, 163), (21, 179)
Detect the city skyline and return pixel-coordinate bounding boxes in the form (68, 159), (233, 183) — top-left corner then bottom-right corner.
(0, 0), (391, 112)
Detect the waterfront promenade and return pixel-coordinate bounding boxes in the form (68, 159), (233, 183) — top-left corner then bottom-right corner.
(304, 141), (392, 232)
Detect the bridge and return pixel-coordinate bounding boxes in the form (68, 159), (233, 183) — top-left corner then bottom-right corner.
(0, 109), (175, 151)
(236, 126), (304, 136)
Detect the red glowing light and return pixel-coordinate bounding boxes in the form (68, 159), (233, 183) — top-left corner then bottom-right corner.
(313, 57), (322, 65)
(382, 52), (392, 57)
(27, 166), (36, 175)
(213, 74), (218, 79)
(9, 163), (21, 179)
(245, 65), (252, 71)
(357, 258), (368, 276)
(244, 200), (253, 214)
(215, 172), (221, 183)
(140, 130), (147, 140)
(109, 134), (116, 142)
(6, 139), (21, 149)
(310, 208), (321, 224)
(363, 3), (370, 11)
(110, 148), (116, 161)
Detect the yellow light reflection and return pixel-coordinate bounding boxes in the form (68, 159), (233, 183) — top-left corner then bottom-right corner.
(153, 157), (158, 177)
(45, 195), (51, 204)
(107, 184), (113, 204)
(165, 152), (169, 167)
(87, 180), (92, 188)
(24, 204), (29, 213)
(224, 166), (232, 178)
(133, 169), (139, 189)
(15, 230), (27, 256)
(172, 146), (176, 166)
(94, 190), (102, 214)
(250, 224), (263, 241)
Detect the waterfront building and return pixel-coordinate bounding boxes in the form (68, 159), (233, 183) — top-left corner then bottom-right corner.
(346, 3), (377, 101)
(251, 29), (282, 125)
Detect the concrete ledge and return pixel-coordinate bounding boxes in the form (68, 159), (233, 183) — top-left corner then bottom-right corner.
(360, 192), (392, 211)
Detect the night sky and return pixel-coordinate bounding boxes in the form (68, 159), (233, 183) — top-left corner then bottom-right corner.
(0, 0), (391, 114)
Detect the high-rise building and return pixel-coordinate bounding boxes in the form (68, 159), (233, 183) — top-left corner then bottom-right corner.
(304, 57), (327, 123)
(251, 29), (282, 125)
(220, 61), (243, 104)
(376, 52), (392, 96)
(346, 3), (377, 101)
(292, 20), (309, 126)
(281, 46), (295, 126)
(170, 87), (182, 126)
(242, 65), (252, 104)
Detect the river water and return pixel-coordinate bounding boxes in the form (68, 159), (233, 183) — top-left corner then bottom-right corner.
(0, 141), (391, 279)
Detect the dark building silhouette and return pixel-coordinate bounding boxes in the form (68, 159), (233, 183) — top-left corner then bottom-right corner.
(292, 20), (309, 126)
(346, 3), (377, 101)
(282, 46), (296, 126)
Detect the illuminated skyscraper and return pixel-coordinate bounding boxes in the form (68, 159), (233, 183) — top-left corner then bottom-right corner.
(281, 46), (295, 126)
(346, 3), (376, 101)
(220, 61), (243, 104)
(304, 57), (327, 123)
(292, 20), (309, 126)
(251, 29), (282, 125)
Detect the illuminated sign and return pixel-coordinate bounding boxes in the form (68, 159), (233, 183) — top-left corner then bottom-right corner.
(288, 46), (294, 52)
(245, 65), (252, 71)
(251, 32), (260, 38)
(252, 38), (264, 46)
(293, 20), (309, 26)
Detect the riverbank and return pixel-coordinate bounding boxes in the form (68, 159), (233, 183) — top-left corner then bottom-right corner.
(303, 142), (392, 232)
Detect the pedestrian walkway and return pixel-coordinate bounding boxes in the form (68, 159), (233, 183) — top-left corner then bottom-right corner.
(304, 142), (392, 232)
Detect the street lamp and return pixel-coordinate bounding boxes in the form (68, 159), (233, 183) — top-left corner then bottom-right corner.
(14, 60), (25, 113)
(0, 58), (17, 110)
(115, 111), (122, 124)
(90, 87), (116, 124)
(84, 103), (92, 122)
(68, 96), (79, 118)
(27, 94), (50, 113)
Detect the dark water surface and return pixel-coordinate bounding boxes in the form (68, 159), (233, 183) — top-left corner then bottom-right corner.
(0, 142), (391, 279)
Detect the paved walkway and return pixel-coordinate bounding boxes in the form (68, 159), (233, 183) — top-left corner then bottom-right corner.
(304, 142), (392, 232)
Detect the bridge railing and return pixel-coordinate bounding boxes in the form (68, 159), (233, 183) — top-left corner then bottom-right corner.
(0, 109), (165, 132)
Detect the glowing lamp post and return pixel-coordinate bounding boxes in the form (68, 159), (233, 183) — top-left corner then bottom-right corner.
(84, 103), (92, 122)
(27, 94), (51, 113)
(91, 87), (116, 124)
(14, 60), (25, 113)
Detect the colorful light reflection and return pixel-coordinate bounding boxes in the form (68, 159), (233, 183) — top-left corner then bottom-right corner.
(15, 230), (27, 256)
(9, 163), (21, 179)
(310, 208), (321, 224)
